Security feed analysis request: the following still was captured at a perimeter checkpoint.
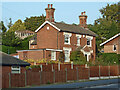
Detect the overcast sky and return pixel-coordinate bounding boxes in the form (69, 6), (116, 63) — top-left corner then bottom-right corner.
(1, 1), (118, 27)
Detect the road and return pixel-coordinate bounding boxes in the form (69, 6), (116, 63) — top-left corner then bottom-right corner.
(81, 83), (119, 90)
(33, 78), (119, 89)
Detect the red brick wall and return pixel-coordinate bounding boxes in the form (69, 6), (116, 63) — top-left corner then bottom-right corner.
(2, 66), (26, 88)
(104, 36), (120, 54)
(37, 24), (59, 49)
(18, 50), (44, 61)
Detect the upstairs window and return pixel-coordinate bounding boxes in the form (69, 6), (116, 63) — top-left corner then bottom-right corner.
(77, 36), (80, 46)
(11, 66), (20, 74)
(64, 35), (70, 44)
(87, 39), (90, 45)
(51, 51), (56, 60)
(113, 45), (116, 51)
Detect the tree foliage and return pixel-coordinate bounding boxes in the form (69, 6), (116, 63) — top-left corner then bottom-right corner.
(24, 15), (45, 31)
(2, 31), (22, 47)
(0, 21), (7, 33)
(88, 2), (120, 52)
(8, 19), (26, 32)
(7, 18), (13, 29)
(70, 50), (86, 65)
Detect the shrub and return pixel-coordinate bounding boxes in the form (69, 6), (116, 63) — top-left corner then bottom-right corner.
(96, 53), (120, 65)
(70, 50), (87, 65)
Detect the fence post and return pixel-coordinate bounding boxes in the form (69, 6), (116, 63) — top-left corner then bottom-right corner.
(9, 73), (11, 88)
(99, 65), (101, 79)
(118, 65), (119, 78)
(108, 65), (110, 79)
(58, 62), (60, 71)
(53, 70), (55, 83)
(52, 64), (54, 72)
(40, 65), (42, 72)
(25, 71), (27, 87)
(71, 62), (73, 69)
(88, 66), (90, 80)
(40, 71), (42, 84)
(65, 68), (67, 82)
(76, 67), (78, 81)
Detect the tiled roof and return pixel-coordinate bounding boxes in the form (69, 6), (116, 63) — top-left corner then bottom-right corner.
(0, 52), (30, 66)
(53, 22), (97, 36)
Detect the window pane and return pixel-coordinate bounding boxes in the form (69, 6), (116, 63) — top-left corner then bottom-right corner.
(87, 39), (90, 45)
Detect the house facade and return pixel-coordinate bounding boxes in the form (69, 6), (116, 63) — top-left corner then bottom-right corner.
(17, 4), (96, 62)
(100, 33), (120, 54)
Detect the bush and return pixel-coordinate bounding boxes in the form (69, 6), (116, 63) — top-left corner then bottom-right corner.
(96, 53), (120, 65)
(70, 50), (87, 65)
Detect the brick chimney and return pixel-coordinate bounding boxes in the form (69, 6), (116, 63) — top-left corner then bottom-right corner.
(79, 11), (87, 28)
(45, 4), (55, 22)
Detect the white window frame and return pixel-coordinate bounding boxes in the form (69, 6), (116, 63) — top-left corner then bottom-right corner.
(11, 66), (21, 74)
(51, 51), (56, 60)
(76, 34), (81, 46)
(113, 45), (116, 51)
(63, 47), (72, 62)
(63, 32), (72, 45)
(87, 39), (91, 46)
(86, 35), (93, 47)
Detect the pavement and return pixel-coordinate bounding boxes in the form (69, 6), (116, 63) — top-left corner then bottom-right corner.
(33, 78), (119, 89)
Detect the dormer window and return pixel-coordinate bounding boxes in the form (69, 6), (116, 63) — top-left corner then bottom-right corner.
(113, 45), (116, 51)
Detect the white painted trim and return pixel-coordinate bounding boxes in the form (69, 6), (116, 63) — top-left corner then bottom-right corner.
(63, 32), (72, 45)
(17, 48), (62, 52)
(35, 21), (61, 32)
(17, 49), (43, 52)
(100, 33), (120, 46)
(63, 47), (72, 62)
(76, 34), (81, 46)
(46, 49), (62, 52)
(51, 51), (56, 60)
(11, 66), (21, 74)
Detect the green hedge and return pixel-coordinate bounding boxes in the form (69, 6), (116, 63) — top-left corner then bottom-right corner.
(1, 36), (31, 54)
(96, 53), (120, 65)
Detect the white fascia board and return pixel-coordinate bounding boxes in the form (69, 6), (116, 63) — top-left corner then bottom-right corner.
(35, 21), (61, 32)
(46, 49), (63, 52)
(100, 33), (120, 46)
(17, 49), (43, 52)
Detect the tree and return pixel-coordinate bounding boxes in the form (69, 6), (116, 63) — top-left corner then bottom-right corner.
(88, 3), (119, 52)
(2, 31), (21, 47)
(24, 15), (45, 31)
(8, 19), (26, 32)
(0, 21), (7, 33)
(7, 18), (13, 29)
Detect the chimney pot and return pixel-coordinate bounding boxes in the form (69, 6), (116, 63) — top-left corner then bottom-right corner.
(51, 4), (53, 8)
(83, 11), (86, 15)
(81, 12), (83, 15)
(48, 4), (50, 8)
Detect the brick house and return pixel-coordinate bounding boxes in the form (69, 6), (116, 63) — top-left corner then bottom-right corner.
(0, 51), (30, 74)
(100, 33), (120, 54)
(15, 30), (35, 39)
(17, 4), (97, 62)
